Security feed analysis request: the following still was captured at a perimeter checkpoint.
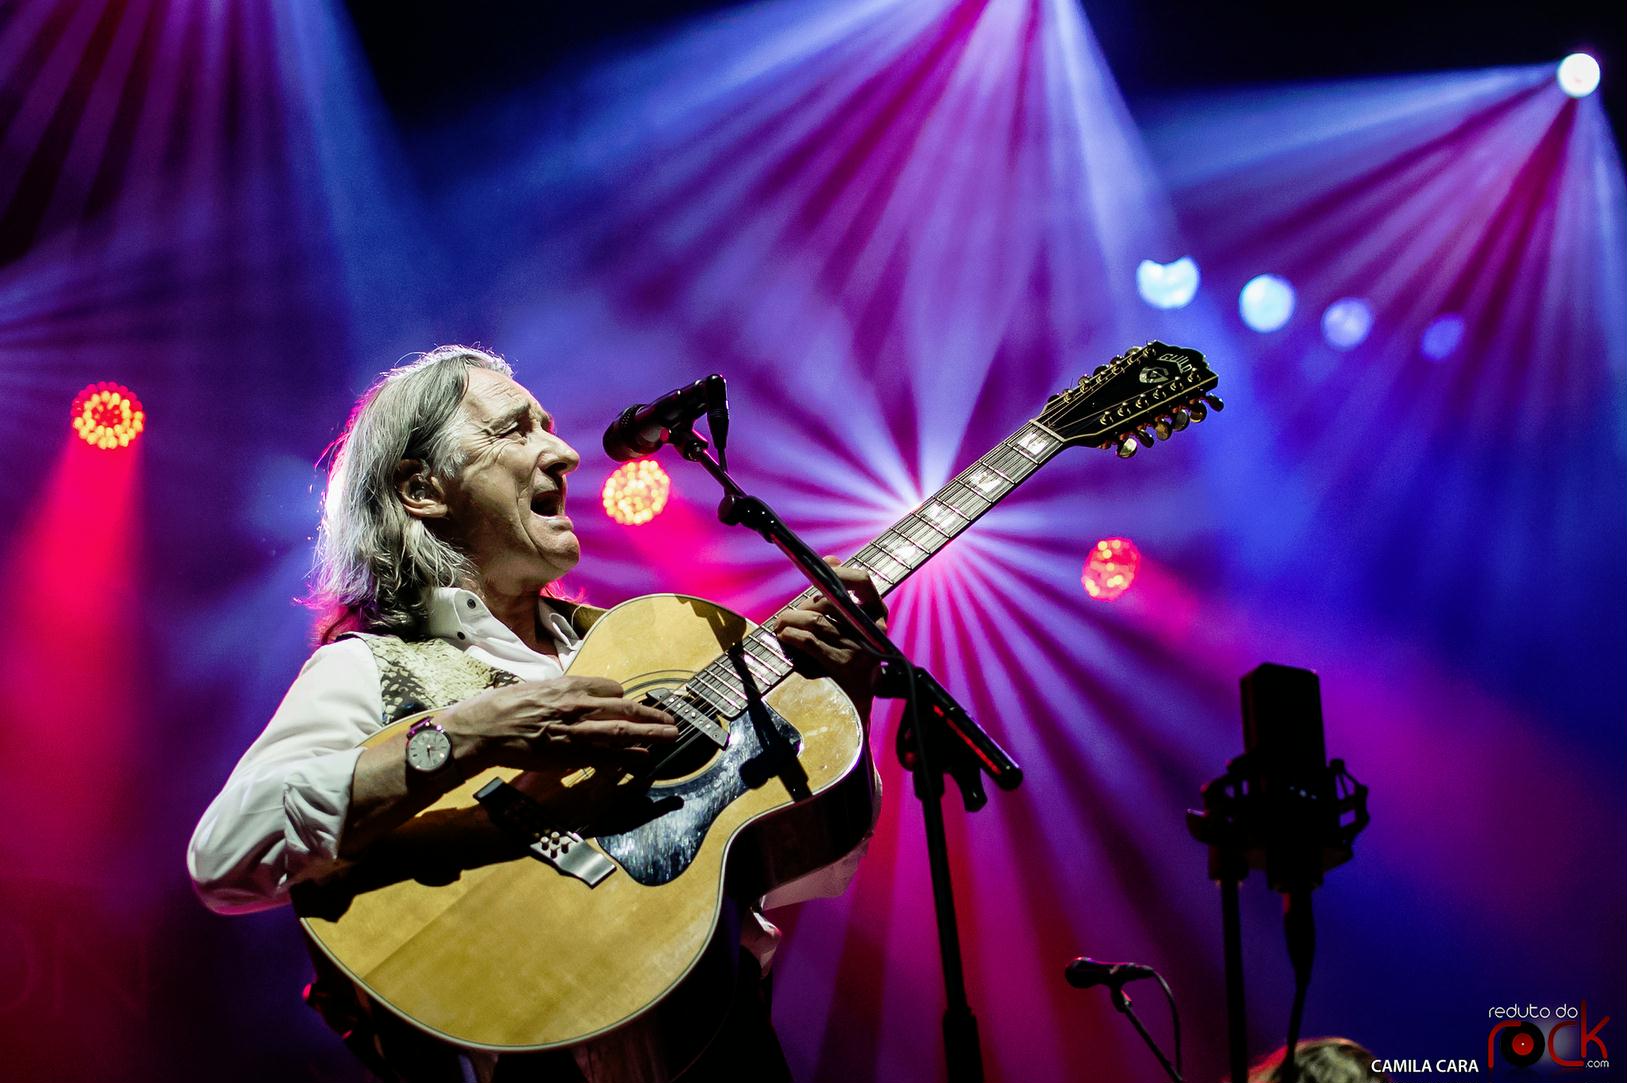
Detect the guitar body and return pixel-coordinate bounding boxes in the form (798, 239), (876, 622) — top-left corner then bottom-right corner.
(296, 594), (877, 1078)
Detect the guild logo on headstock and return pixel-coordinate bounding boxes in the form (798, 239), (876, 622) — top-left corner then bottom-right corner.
(1138, 366), (1171, 384)
(1158, 350), (1199, 374)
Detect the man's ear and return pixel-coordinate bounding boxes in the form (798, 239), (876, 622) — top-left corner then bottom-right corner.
(394, 459), (450, 520)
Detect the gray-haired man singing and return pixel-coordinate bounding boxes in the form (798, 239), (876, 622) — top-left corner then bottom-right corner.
(189, 346), (883, 1082)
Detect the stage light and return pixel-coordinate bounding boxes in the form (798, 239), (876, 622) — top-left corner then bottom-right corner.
(1421, 314), (1466, 360)
(601, 459), (671, 526)
(1081, 537), (1140, 602)
(1136, 257), (1200, 309)
(1321, 297), (1374, 350)
(1239, 274), (1295, 332)
(1556, 54), (1600, 99)
(70, 383), (146, 450)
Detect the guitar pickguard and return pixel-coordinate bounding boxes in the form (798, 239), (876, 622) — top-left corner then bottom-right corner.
(593, 698), (805, 886)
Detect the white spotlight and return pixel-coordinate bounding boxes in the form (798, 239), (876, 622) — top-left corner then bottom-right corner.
(1421, 315), (1466, 361)
(1136, 257), (1200, 310)
(1239, 274), (1295, 332)
(1321, 298), (1374, 350)
(1557, 53), (1600, 99)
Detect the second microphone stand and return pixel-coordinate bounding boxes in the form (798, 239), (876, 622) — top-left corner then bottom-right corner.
(669, 422), (1022, 1083)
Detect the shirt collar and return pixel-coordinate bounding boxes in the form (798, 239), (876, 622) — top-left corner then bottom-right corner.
(423, 586), (581, 653)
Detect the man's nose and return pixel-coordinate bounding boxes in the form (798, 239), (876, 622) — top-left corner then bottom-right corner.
(540, 433), (580, 473)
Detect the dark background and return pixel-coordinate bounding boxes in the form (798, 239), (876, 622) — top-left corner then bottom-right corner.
(344, 0), (1625, 146)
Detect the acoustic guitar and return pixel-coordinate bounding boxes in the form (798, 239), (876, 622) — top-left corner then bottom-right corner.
(296, 341), (1221, 1079)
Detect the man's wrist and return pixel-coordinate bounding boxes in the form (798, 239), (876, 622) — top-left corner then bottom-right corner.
(434, 703), (491, 776)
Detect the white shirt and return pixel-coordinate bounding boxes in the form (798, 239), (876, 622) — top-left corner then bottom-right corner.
(187, 588), (582, 913)
(188, 587), (869, 952)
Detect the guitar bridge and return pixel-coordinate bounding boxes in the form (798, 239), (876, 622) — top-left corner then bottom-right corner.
(474, 779), (618, 887)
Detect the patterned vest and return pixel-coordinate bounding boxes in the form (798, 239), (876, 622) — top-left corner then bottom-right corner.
(343, 598), (606, 723)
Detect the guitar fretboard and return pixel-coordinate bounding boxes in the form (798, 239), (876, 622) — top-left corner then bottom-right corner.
(676, 421), (1065, 721)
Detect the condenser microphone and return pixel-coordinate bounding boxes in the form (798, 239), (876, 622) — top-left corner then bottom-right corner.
(1064, 957), (1158, 990)
(602, 374), (727, 461)
(1240, 662), (1336, 894)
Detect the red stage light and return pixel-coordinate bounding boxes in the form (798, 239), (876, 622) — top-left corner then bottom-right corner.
(1081, 537), (1140, 601)
(601, 459), (671, 525)
(71, 382), (145, 450)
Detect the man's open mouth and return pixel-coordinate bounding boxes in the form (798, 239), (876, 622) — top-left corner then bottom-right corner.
(530, 489), (565, 517)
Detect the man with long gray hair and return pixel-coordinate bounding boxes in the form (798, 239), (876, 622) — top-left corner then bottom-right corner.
(188, 346), (884, 1081)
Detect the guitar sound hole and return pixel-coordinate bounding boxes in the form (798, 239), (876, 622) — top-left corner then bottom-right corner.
(650, 726), (725, 782)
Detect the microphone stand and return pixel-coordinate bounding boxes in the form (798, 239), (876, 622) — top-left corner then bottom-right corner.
(1109, 979), (1183, 1083)
(1188, 780), (1252, 1083)
(1065, 962), (1183, 1083)
(1187, 753), (1369, 1083)
(667, 421), (1022, 1083)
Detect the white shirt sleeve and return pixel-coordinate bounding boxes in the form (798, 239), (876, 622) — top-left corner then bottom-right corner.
(187, 638), (382, 914)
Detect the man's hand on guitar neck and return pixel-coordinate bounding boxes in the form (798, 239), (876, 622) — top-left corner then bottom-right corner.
(770, 556), (887, 722)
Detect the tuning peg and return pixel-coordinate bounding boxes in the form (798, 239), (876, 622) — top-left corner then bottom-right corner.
(1169, 407), (1190, 431)
(1115, 436), (1138, 459)
(1188, 399), (1208, 423)
(1135, 427), (1156, 447)
(1153, 416), (1174, 440)
(1203, 393), (1225, 412)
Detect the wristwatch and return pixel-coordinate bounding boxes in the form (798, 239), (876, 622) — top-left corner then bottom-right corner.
(405, 716), (454, 776)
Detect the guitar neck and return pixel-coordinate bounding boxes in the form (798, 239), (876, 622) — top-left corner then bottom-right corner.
(803, 418), (1066, 599)
(680, 419), (1067, 712)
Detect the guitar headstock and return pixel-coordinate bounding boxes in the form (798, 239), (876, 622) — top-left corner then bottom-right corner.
(1037, 341), (1222, 458)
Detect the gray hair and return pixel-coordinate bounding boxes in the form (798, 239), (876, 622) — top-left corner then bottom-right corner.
(309, 345), (513, 641)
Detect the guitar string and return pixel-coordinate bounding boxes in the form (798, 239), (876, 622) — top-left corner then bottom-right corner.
(664, 427), (1057, 734)
(622, 350), (1218, 772)
(649, 352), (1220, 749)
(570, 360), (1212, 822)
(617, 414), (1100, 779)
(645, 353), (1218, 748)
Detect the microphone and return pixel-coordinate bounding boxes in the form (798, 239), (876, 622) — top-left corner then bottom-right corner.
(1064, 957), (1158, 990)
(1066, 957), (1186, 1082)
(603, 374), (727, 462)
(1240, 662), (1340, 894)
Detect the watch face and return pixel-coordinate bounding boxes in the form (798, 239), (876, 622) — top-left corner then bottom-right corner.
(406, 726), (453, 773)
